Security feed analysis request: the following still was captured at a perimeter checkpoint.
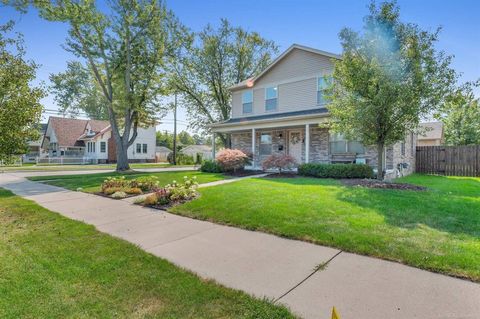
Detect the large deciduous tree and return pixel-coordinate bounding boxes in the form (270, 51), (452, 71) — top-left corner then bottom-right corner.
(29, 0), (180, 171)
(0, 22), (44, 164)
(172, 19), (277, 147)
(49, 61), (109, 120)
(327, 1), (456, 179)
(439, 81), (480, 146)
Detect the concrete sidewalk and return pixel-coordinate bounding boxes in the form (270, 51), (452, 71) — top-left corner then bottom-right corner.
(1, 173), (479, 319)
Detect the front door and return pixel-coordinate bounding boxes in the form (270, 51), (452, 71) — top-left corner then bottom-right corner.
(288, 130), (302, 163)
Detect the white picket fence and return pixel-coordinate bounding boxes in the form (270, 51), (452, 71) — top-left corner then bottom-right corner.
(36, 157), (97, 165)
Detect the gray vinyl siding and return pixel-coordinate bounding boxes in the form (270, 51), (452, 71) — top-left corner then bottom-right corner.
(230, 48), (334, 118)
(278, 78), (317, 112)
(254, 48), (334, 87)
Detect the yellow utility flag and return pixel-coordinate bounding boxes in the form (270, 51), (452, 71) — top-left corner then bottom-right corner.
(331, 306), (341, 319)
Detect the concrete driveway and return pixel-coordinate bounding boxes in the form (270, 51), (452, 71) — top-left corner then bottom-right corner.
(1, 172), (479, 319)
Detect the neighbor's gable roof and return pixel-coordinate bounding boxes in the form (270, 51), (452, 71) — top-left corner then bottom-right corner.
(419, 122), (444, 140)
(47, 117), (110, 147)
(181, 145), (212, 152)
(229, 44), (341, 91)
(155, 146), (172, 153)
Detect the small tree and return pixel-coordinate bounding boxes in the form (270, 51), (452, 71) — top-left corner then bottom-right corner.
(327, 1), (456, 179)
(437, 81), (480, 146)
(0, 22), (44, 164)
(216, 149), (249, 173)
(262, 154), (297, 173)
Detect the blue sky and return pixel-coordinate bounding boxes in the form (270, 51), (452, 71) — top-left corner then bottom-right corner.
(2, 0), (479, 132)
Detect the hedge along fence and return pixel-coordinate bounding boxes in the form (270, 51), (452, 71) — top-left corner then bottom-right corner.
(298, 163), (374, 179)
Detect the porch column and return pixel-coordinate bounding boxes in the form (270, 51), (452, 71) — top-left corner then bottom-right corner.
(305, 124), (310, 163)
(251, 128), (256, 168)
(212, 132), (216, 159)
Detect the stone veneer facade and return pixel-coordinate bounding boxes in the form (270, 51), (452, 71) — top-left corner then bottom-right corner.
(230, 127), (416, 178)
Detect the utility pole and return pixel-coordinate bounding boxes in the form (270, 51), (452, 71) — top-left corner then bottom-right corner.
(172, 92), (177, 165)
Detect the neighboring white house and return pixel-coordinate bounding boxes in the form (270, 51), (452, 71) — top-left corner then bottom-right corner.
(210, 44), (416, 178)
(40, 117), (156, 164)
(181, 145), (213, 161)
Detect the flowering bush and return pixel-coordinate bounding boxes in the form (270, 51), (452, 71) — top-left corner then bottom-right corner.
(124, 187), (143, 195)
(141, 176), (199, 206)
(101, 176), (129, 192)
(130, 176), (159, 192)
(103, 187), (123, 195)
(262, 154), (297, 173)
(216, 149), (249, 172)
(111, 191), (127, 199)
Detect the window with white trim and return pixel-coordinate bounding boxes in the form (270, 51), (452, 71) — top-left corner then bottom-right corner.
(242, 91), (253, 114)
(317, 76), (332, 105)
(329, 133), (364, 154)
(259, 133), (272, 155)
(136, 143), (141, 153)
(265, 87), (277, 111)
(100, 141), (106, 153)
(142, 143), (148, 153)
(87, 141), (96, 153)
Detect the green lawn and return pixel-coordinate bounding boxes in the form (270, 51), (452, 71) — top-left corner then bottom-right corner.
(28, 171), (226, 193)
(170, 174), (480, 282)
(0, 188), (294, 318)
(1, 162), (186, 172)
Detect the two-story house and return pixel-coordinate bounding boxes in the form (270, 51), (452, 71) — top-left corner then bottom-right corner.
(210, 44), (416, 177)
(41, 116), (156, 164)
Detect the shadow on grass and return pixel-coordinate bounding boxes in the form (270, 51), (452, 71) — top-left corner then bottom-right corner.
(260, 174), (480, 239)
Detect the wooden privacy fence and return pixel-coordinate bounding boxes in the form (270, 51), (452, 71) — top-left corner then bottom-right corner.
(416, 145), (480, 176)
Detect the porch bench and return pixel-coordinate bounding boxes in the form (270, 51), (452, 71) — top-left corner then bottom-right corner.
(330, 153), (357, 164)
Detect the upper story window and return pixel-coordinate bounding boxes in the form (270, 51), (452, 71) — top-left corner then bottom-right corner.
(265, 87), (278, 111)
(242, 91), (253, 114)
(317, 76), (332, 105)
(329, 133), (364, 154)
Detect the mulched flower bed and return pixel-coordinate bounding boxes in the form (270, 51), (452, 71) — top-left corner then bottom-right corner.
(138, 197), (198, 210)
(223, 170), (265, 177)
(263, 172), (298, 178)
(94, 192), (141, 199)
(341, 179), (427, 191)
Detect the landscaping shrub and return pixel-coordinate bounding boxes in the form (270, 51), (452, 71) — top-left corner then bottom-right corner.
(111, 191), (128, 199)
(167, 153), (195, 165)
(297, 163), (374, 179)
(101, 176), (129, 192)
(200, 160), (223, 173)
(103, 187), (123, 195)
(216, 149), (249, 172)
(140, 176), (199, 206)
(124, 187), (143, 195)
(262, 154), (297, 173)
(130, 176), (159, 192)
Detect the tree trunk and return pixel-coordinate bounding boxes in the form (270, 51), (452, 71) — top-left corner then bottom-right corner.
(218, 133), (231, 149)
(115, 139), (131, 171)
(377, 142), (385, 180)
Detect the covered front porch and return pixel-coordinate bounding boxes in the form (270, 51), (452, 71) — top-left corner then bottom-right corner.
(210, 114), (377, 170)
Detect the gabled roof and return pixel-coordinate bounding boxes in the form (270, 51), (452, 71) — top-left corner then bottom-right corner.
(418, 122), (444, 140)
(181, 145), (212, 152)
(229, 44), (341, 91)
(46, 117), (110, 147)
(155, 146), (172, 153)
